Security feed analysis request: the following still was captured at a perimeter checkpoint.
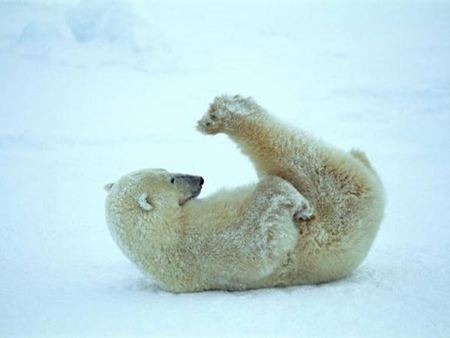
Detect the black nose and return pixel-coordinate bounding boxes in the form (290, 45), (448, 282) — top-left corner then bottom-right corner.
(199, 177), (204, 185)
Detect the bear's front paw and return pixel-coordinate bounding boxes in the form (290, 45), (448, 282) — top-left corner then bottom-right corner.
(293, 200), (314, 222)
(197, 95), (261, 135)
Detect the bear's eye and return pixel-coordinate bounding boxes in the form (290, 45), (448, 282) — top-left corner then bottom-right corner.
(210, 113), (217, 121)
(170, 177), (175, 184)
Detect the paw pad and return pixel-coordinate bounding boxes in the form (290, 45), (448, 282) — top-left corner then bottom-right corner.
(197, 94), (262, 134)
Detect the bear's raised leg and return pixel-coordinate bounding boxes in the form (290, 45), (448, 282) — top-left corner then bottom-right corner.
(197, 95), (316, 183)
(216, 175), (313, 286)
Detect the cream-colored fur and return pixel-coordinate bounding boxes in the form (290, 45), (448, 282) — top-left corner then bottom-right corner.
(105, 95), (385, 292)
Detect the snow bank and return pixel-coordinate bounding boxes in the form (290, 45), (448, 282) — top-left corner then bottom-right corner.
(66, 0), (135, 44)
(3, 0), (170, 71)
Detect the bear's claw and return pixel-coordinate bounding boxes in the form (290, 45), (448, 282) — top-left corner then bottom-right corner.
(294, 201), (314, 221)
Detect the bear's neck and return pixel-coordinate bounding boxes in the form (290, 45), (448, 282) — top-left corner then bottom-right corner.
(109, 205), (182, 277)
(180, 184), (256, 234)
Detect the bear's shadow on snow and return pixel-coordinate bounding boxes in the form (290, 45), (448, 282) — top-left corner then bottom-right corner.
(122, 277), (166, 294)
(121, 264), (380, 296)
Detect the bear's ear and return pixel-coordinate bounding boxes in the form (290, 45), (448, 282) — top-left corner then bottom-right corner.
(104, 183), (114, 192)
(137, 193), (153, 211)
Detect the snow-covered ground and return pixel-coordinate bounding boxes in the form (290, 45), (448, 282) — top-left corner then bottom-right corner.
(1, 0), (449, 337)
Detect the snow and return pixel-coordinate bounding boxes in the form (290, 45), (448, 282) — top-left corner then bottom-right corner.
(1, 0), (450, 337)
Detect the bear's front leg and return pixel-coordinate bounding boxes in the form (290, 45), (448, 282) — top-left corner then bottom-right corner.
(229, 175), (313, 284)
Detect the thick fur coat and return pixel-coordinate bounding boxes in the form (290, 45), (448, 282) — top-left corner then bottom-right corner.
(105, 95), (385, 292)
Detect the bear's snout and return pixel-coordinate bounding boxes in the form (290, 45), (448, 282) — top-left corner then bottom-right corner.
(175, 174), (204, 186)
(174, 174), (204, 205)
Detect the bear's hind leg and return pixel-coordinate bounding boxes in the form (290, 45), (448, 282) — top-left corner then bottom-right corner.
(197, 95), (315, 180)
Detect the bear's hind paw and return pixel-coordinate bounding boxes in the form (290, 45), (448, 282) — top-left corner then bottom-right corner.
(197, 95), (263, 135)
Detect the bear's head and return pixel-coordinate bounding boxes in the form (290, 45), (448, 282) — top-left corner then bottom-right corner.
(105, 168), (204, 213)
(104, 169), (204, 283)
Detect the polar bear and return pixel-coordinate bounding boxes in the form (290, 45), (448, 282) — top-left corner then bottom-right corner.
(105, 95), (385, 292)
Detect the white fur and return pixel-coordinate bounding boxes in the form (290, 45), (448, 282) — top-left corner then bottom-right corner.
(137, 193), (153, 211)
(105, 95), (385, 292)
